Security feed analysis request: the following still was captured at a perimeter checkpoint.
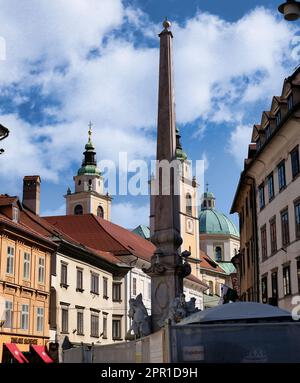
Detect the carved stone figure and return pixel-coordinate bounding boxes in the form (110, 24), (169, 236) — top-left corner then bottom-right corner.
(186, 297), (199, 315)
(164, 294), (200, 325)
(125, 294), (151, 340)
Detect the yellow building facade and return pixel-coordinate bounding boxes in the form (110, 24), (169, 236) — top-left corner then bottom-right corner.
(0, 197), (56, 362)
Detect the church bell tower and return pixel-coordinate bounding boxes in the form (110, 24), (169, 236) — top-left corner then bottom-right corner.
(65, 122), (112, 219)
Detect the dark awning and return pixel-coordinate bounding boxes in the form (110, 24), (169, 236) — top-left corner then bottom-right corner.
(4, 343), (29, 363)
(30, 345), (53, 363)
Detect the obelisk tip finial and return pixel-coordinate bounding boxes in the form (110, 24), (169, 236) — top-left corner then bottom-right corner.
(88, 121), (92, 142)
(163, 17), (171, 30)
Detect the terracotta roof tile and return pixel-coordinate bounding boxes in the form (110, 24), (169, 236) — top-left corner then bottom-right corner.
(200, 250), (225, 274)
(45, 214), (209, 287)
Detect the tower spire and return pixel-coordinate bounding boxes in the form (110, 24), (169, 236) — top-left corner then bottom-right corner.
(145, 20), (190, 332)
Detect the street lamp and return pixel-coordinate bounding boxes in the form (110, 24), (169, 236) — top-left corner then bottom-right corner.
(278, 0), (300, 21)
(0, 123), (9, 155)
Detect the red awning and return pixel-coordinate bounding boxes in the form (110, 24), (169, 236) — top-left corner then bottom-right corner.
(31, 345), (53, 363)
(4, 343), (29, 363)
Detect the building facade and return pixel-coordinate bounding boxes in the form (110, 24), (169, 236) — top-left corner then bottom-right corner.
(231, 67), (300, 310)
(199, 190), (239, 306)
(0, 195), (57, 362)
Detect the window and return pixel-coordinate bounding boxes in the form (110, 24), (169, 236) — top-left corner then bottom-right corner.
(76, 268), (83, 291)
(275, 110), (281, 127)
(132, 277), (137, 296)
(278, 161), (286, 191)
(283, 266), (291, 296)
(38, 257), (45, 284)
(215, 246), (222, 262)
(97, 205), (104, 218)
(103, 315), (108, 339)
(288, 94), (293, 110)
(103, 277), (108, 298)
(270, 218), (277, 255)
(77, 309), (84, 335)
(91, 312), (99, 337)
(281, 210), (290, 248)
(267, 173), (274, 202)
(208, 281), (214, 295)
(6, 246), (14, 275)
(247, 246), (250, 267)
(74, 204), (83, 215)
(261, 226), (268, 261)
(256, 139), (261, 151)
(113, 283), (121, 302)
(61, 306), (69, 333)
(295, 200), (300, 239)
(261, 276), (268, 304)
(36, 307), (44, 332)
(61, 263), (68, 287)
(258, 183), (265, 210)
(265, 124), (271, 140)
(23, 252), (30, 280)
(297, 259), (300, 293)
(291, 146), (300, 179)
(271, 272), (278, 304)
(112, 318), (122, 340)
(4, 301), (13, 328)
(91, 273), (99, 294)
(21, 304), (29, 330)
(186, 193), (192, 215)
(12, 207), (19, 222)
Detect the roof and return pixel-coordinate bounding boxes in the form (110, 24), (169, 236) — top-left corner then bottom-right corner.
(0, 195), (126, 268)
(218, 261), (236, 275)
(203, 293), (221, 308)
(0, 195), (18, 206)
(45, 214), (154, 261)
(44, 214), (207, 288)
(200, 251), (226, 274)
(178, 302), (292, 325)
(199, 208), (239, 237)
(132, 225), (150, 240)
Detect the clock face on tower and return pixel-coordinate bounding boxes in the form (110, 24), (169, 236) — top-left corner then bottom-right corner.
(186, 218), (194, 234)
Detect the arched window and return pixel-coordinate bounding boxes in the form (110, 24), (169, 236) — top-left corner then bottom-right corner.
(74, 204), (83, 215)
(215, 246), (222, 262)
(209, 281), (214, 296)
(97, 205), (104, 218)
(186, 193), (192, 215)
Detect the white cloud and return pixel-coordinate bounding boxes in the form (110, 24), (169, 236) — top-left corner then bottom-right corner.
(111, 201), (149, 229)
(173, 8), (296, 123)
(228, 124), (253, 167)
(0, 2), (298, 222)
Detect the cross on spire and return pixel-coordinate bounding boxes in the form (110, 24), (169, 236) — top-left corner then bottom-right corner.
(206, 183), (209, 192)
(88, 121), (93, 142)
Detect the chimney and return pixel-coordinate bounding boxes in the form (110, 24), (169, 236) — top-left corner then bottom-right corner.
(22, 175), (41, 215)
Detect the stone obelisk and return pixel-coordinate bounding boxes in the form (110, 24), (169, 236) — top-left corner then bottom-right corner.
(144, 19), (191, 332)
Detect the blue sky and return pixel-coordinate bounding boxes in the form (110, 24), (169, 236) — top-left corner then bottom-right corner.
(0, 0), (299, 228)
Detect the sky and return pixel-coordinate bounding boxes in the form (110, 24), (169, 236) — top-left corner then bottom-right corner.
(0, 0), (299, 229)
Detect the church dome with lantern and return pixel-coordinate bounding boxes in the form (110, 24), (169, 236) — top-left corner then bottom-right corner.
(199, 190), (239, 237)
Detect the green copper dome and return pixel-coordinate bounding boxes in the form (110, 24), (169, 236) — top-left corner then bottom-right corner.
(199, 208), (239, 237)
(77, 164), (101, 176)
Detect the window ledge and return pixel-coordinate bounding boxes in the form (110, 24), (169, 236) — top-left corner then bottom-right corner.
(103, 295), (109, 300)
(112, 300), (122, 303)
(60, 283), (69, 289)
(113, 337), (123, 341)
(90, 291), (99, 295)
(76, 288), (84, 293)
(90, 335), (100, 339)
